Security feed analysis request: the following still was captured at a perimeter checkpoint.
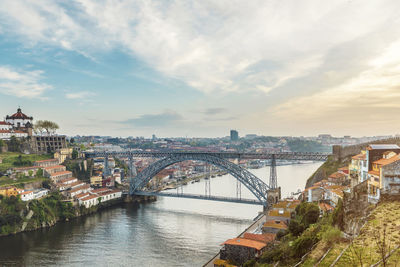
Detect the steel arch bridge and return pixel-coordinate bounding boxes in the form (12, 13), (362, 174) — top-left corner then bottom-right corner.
(131, 153), (272, 206)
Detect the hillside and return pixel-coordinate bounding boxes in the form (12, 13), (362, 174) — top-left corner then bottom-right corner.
(305, 156), (351, 188)
(0, 152), (52, 173)
(301, 199), (400, 266)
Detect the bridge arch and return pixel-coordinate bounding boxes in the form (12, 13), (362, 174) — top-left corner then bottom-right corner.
(131, 154), (271, 205)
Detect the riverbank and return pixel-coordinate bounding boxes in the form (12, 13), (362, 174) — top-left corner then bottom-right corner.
(0, 192), (156, 237)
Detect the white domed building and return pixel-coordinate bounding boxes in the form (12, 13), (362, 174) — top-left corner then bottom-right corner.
(0, 108), (33, 140)
(6, 108), (33, 129)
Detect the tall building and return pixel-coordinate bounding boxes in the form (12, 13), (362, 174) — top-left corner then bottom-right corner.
(230, 130), (239, 141)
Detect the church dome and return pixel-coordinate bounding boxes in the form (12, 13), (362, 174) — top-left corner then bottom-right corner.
(6, 108), (33, 120)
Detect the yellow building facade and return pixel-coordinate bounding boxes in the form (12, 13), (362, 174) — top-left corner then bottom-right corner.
(90, 176), (103, 187)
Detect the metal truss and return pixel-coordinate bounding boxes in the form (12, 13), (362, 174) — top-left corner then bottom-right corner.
(269, 154), (277, 189)
(131, 154), (271, 206)
(85, 150), (330, 161)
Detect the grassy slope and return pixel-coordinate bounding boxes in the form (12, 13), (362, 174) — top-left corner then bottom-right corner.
(303, 200), (400, 266)
(0, 152), (52, 172)
(0, 176), (47, 187)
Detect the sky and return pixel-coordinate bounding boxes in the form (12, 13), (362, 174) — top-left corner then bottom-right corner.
(1, 0), (400, 138)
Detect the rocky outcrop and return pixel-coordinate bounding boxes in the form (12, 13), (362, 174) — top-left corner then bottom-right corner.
(342, 182), (374, 236)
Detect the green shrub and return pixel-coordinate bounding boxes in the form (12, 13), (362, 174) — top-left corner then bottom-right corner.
(291, 234), (316, 258)
(320, 226), (342, 245)
(332, 198), (344, 229)
(288, 219), (305, 236)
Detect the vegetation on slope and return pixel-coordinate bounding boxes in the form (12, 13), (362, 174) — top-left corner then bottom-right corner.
(0, 152), (52, 173)
(245, 202), (343, 267)
(0, 193), (76, 235)
(320, 200), (400, 266)
(305, 156), (351, 188)
(63, 159), (93, 182)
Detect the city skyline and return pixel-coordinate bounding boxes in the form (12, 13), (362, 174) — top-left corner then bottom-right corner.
(1, 1), (400, 137)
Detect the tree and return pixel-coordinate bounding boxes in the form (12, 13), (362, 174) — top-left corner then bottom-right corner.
(36, 168), (43, 177)
(34, 120), (59, 134)
(7, 136), (20, 152)
(42, 180), (51, 189)
(288, 219), (305, 236)
(373, 224), (392, 267)
(72, 149), (78, 160)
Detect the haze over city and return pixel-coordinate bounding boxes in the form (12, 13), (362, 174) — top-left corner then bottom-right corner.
(1, 0), (400, 137)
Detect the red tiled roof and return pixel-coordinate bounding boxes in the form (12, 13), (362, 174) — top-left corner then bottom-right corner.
(69, 184), (90, 193)
(14, 166), (39, 171)
(7, 108), (32, 120)
(373, 155), (400, 166)
(91, 188), (110, 194)
(243, 233), (276, 244)
(329, 172), (346, 179)
(59, 177), (77, 183)
(0, 130), (27, 134)
(50, 171), (72, 177)
(81, 194), (98, 201)
(20, 190), (33, 195)
(263, 220), (288, 229)
(75, 192), (90, 199)
(223, 238), (266, 250)
(35, 159), (58, 163)
(44, 165), (66, 170)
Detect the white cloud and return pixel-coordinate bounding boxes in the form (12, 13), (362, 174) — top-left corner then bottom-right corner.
(65, 91), (95, 99)
(268, 38), (400, 135)
(0, 65), (51, 98)
(1, 0), (399, 96)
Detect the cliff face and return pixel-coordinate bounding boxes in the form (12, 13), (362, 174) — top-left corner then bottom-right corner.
(342, 186), (374, 236)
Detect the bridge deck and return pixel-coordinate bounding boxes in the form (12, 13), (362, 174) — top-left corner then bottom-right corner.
(134, 191), (265, 206)
(85, 150), (330, 161)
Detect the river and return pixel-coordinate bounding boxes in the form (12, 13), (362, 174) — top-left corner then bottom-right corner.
(0, 162), (322, 266)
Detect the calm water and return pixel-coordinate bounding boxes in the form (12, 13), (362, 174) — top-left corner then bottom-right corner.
(0, 162), (321, 266)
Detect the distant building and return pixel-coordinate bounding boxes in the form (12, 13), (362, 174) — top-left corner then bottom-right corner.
(30, 135), (68, 154)
(230, 130), (239, 141)
(54, 148), (74, 163)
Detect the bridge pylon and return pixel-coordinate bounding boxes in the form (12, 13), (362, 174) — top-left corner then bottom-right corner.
(269, 154), (277, 189)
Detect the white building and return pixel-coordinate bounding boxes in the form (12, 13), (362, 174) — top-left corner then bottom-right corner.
(79, 195), (99, 208)
(0, 129), (28, 140)
(33, 188), (49, 199)
(5, 108), (33, 129)
(0, 121), (12, 130)
(20, 190), (34, 201)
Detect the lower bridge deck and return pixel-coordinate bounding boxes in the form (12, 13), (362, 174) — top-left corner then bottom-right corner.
(134, 191), (265, 206)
